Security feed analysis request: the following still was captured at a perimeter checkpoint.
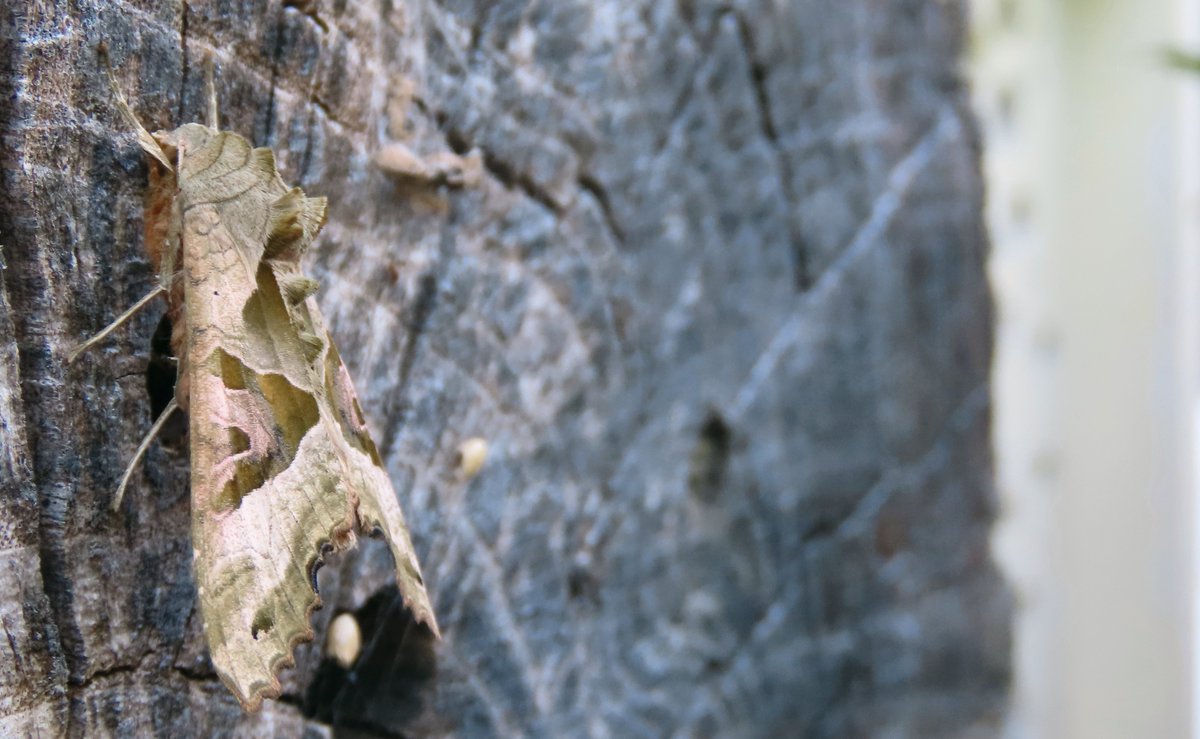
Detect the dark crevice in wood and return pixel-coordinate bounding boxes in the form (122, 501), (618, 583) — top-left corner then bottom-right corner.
(424, 103), (562, 212)
(41, 497), (83, 730)
(0, 13), (71, 734)
(261, 5), (288, 147)
(177, 1), (190, 123)
(309, 92), (336, 126)
(440, 117), (470, 155)
(727, 9), (811, 291)
(426, 86), (568, 219)
(145, 313), (186, 449)
(467, 4), (490, 56)
(171, 661), (218, 684)
(275, 689), (306, 711)
(298, 104), (318, 187)
(71, 650), (152, 691)
(401, 270), (438, 390)
(577, 172), (626, 248)
(687, 410), (732, 503)
(479, 149), (561, 214)
(378, 269), (438, 459)
(282, 0), (330, 33)
(167, 603), (199, 680)
(0, 73), (83, 739)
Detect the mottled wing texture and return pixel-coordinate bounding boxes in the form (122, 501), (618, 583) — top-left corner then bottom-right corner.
(167, 123), (438, 711)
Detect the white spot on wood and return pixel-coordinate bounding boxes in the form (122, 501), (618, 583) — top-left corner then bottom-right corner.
(456, 437), (489, 480)
(326, 612), (362, 668)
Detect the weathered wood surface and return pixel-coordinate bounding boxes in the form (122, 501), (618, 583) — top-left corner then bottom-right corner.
(0, 1), (1009, 736)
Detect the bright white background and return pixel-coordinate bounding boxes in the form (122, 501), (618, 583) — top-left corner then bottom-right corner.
(972, 1), (1196, 736)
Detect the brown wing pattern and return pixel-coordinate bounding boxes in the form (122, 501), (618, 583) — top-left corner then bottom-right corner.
(170, 124), (437, 710)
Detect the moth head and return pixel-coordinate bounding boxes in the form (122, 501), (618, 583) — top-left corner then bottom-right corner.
(169, 123), (222, 174)
(149, 130), (180, 169)
(177, 120), (214, 144)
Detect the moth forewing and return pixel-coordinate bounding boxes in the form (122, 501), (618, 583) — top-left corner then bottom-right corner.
(87, 53), (439, 712)
(175, 123), (439, 711)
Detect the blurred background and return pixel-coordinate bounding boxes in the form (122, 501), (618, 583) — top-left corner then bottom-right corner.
(972, 1), (1196, 736)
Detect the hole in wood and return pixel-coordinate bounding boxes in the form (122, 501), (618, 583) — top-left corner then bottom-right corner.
(145, 313), (187, 450)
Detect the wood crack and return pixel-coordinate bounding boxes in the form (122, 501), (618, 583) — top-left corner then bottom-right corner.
(282, 0), (330, 34)
(178, 1), (190, 123)
(576, 172), (625, 248)
(261, 4), (287, 146)
(726, 9), (810, 290)
(479, 148), (561, 214)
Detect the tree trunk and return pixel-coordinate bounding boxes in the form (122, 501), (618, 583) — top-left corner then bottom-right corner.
(0, 1), (1009, 736)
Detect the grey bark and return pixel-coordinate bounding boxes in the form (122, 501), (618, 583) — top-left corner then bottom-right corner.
(0, 0), (1010, 736)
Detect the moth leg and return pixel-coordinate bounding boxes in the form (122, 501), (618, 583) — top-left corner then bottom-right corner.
(67, 285), (166, 363)
(97, 43), (174, 172)
(204, 55), (219, 130)
(111, 397), (179, 511)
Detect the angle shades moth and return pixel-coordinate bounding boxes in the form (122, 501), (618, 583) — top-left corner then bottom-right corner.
(72, 47), (439, 711)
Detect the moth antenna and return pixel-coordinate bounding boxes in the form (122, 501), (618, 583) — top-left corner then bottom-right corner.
(204, 54), (219, 130)
(67, 284), (167, 363)
(111, 397), (179, 511)
(96, 42), (174, 172)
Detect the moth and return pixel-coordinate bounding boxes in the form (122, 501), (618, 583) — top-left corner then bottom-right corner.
(71, 47), (439, 710)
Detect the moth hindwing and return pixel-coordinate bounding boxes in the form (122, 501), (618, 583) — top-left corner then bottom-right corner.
(90, 53), (439, 711)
